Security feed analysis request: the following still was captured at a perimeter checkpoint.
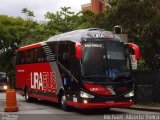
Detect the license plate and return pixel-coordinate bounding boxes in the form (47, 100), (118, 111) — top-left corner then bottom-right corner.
(106, 101), (114, 103)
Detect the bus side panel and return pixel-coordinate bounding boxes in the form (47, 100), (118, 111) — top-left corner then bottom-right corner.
(49, 62), (63, 95)
(16, 62), (60, 101)
(16, 65), (26, 95)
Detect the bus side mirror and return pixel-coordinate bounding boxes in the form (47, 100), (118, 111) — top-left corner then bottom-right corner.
(75, 43), (82, 60)
(126, 43), (140, 61)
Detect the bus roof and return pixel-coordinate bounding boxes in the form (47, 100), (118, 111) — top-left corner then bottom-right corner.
(17, 28), (122, 52)
(47, 28), (121, 43)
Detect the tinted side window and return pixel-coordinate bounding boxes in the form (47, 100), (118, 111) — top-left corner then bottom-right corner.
(16, 52), (21, 64)
(16, 47), (48, 64)
(58, 42), (76, 70)
(58, 42), (70, 69)
(38, 47), (47, 62)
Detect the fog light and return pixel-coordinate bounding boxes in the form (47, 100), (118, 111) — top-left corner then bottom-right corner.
(83, 100), (88, 104)
(3, 85), (8, 90)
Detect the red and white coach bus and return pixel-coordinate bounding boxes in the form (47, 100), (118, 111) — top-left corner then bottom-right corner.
(16, 28), (140, 110)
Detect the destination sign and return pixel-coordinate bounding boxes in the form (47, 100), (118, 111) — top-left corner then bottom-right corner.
(84, 43), (103, 48)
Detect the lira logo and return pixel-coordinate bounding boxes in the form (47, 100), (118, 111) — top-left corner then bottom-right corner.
(31, 72), (56, 93)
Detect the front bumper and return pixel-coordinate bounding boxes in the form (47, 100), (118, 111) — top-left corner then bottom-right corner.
(67, 100), (134, 109)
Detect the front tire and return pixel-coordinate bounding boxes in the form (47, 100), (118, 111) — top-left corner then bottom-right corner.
(60, 93), (70, 111)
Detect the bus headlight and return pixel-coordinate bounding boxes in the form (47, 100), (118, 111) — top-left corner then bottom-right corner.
(80, 91), (94, 98)
(124, 90), (134, 97)
(3, 85), (8, 90)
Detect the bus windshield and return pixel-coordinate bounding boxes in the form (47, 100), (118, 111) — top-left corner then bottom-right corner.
(81, 40), (131, 80)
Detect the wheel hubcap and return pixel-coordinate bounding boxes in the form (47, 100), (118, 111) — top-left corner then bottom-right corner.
(26, 90), (28, 100)
(61, 95), (66, 107)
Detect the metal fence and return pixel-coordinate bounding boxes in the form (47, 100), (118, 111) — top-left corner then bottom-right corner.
(133, 71), (160, 103)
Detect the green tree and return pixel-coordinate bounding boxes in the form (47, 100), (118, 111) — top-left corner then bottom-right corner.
(22, 8), (35, 19)
(20, 8), (48, 46)
(104, 0), (160, 70)
(45, 7), (82, 34)
(0, 15), (28, 87)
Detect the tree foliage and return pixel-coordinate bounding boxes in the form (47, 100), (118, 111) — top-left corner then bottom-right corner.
(22, 8), (35, 18)
(104, 0), (160, 70)
(0, 15), (27, 86)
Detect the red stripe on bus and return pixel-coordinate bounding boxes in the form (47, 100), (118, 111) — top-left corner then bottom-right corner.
(67, 100), (134, 109)
(29, 93), (59, 103)
(17, 43), (42, 52)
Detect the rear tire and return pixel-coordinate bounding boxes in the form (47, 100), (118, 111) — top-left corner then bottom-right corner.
(25, 88), (38, 102)
(25, 88), (31, 102)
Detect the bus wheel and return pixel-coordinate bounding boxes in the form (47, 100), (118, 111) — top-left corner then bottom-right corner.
(60, 93), (69, 111)
(24, 88), (33, 102)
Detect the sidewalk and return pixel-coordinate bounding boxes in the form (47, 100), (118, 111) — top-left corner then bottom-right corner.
(128, 104), (160, 112)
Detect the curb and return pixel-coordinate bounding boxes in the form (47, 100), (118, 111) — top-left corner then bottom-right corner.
(127, 107), (160, 113)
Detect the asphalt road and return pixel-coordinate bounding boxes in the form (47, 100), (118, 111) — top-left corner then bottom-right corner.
(0, 93), (160, 120)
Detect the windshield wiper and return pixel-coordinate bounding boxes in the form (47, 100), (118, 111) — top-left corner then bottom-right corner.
(82, 74), (108, 84)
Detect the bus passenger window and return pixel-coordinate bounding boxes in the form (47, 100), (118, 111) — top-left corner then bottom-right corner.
(37, 47), (47, 62)
(33, 49), (38, 63)
(30, 50), (34, 63)
(58, 43), (71, 70)
(24, 51), (27, 63)
(18, 52), (21, 64)
(37, 48), (42, 62)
